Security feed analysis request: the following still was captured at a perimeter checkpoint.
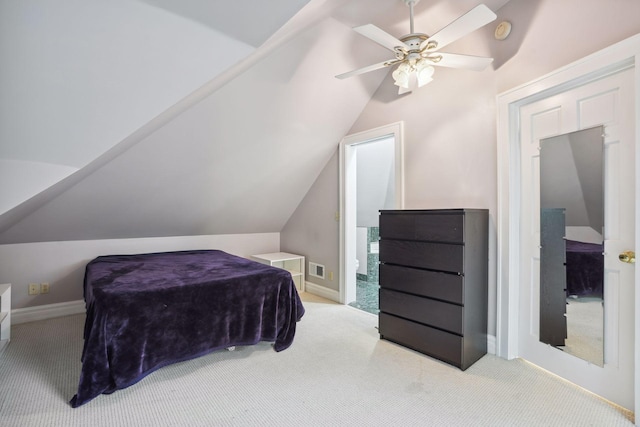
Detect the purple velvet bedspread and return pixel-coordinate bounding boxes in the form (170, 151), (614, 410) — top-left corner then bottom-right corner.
(566, 240), (604, 298)
(70, 250), (304, 407)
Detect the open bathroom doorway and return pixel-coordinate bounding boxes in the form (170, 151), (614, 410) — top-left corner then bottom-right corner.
(339, 122), (404, 314)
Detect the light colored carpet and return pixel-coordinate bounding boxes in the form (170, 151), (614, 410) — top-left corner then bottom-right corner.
(0, 292), (633, 426)
(563, 298), (604, 366)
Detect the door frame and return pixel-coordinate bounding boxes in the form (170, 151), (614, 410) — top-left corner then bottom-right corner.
(496, 34), (640, 413)
(338, 122), (405, 304)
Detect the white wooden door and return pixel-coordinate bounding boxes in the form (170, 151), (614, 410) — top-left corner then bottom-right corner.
(518, 67), (635, 409)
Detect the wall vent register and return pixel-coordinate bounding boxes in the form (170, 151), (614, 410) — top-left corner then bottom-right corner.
(308, 262), (325, 279)
(378, 209), (488, 370)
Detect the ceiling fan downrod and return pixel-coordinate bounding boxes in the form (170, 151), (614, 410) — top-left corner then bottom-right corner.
(405, 0), (420, 34)
(402, 0), (435, 51)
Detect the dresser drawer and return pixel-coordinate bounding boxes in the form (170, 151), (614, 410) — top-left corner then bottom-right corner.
(379, 264), (463, 304)
(380, 240), (463, 273)
(379, 313), (463, 368)
(380, 212), (464, 242)
(379, 288), (462, 334)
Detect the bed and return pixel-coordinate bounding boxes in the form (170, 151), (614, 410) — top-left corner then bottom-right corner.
(70, 249), (305, 407)
(565, 239), (604, 298)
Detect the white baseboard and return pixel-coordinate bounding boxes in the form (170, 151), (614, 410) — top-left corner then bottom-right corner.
(487, 334), (496, 355)
(12, 300), (85, 325)
(304, 281), (340, 302)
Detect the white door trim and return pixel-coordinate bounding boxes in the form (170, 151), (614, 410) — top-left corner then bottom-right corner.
(338, 122), (405, 304)
(496, 33), (640, 413)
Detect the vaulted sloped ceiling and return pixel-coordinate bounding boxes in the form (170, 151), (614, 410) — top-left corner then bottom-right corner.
(140, 0), (313, 48)
(0, 0), (510, 244)
(0, 0), (263, 212)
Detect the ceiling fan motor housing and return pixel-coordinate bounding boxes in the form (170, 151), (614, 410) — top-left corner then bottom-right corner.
(400, 33), (428, 49)
(397, 34), (427, 60)
(397, 34), (439, 65)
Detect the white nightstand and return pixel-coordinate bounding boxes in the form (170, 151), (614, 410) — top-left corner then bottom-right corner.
(251, 252), (305, 292)
(0, 283), (11, 355)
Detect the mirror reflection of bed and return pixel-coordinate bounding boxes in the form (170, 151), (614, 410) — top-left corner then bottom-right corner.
(564, 238), (604, 366)
(539, 126), (604, 366)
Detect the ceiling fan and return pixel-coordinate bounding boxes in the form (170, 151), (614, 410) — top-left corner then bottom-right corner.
(336, 1), (497, 94)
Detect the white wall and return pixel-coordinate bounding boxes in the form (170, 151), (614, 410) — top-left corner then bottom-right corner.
(0, 160), (78, 214)
(1, 233), (279, 309)
(281, 152), (340, 291)
(565, 227), (603, 245)
(0, 0), (254, 209)
(282, 0), (640, 338)
(356, 227), (368, 275)
(356, 136), (395, 227)
(0, 14), (384, 245)
(493, 0), (640, 93)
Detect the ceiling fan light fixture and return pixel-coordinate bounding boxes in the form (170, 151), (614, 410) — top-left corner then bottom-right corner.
(416, 63), (435, 87)
(336, 3), (497, 95)
(392, 62), (411, 88)
(392, 59), (434, 92)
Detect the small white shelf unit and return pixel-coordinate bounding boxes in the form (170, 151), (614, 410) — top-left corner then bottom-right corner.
(0, 283), (11, 355)
(251, 252), (305, 292)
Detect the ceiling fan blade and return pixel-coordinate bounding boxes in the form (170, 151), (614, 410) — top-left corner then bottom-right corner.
(335, 59), (398, 79)
(422, 4), (497, 51)
(430, 52), (494, 71)
(354, 24), (409, 52)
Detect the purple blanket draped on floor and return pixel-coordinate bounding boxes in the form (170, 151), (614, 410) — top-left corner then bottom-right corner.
(70, 250), (304, 407)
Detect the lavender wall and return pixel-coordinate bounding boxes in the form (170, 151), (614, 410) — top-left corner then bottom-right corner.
(281, 0), (640, 337)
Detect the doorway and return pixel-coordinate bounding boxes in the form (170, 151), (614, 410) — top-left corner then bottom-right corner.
(497, 35), (640, 411)
(339, 122), (404, 309)
(348, 136), (395, 314)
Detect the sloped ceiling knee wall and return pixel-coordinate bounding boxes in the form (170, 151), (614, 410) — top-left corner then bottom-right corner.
(0, 0), (387, 244)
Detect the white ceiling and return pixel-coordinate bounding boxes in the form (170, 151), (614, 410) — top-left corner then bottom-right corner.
(0, 0), (512, 243)
(139, 0), (312, 47)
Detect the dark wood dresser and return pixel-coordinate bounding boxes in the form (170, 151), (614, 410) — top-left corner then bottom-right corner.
(378, 209), (488, 370)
